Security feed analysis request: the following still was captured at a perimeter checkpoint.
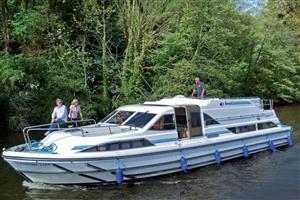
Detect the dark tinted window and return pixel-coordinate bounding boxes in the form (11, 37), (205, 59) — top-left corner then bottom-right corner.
(150, 114), (175, 130)
(81, 146), (98, 152)
(106, 111), (135, 125)
(132, 140), (144, 148)
(190, 112), (201, 128)
(229, 124), (256, 134)
(81, 139), (153, 152)
(109, 143), (119, 150)
(258, 122), (277, 130)
(120, 142), (131, 149)
(204, 113), (219, 126)
(125, 112), (156, 128)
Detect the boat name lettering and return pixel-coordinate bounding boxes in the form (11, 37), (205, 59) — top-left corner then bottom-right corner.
(220, 101), (250, 106)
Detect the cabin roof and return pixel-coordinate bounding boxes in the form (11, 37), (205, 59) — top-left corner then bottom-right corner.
(144, 95), (261, 109)
(144, 96), (217, 107)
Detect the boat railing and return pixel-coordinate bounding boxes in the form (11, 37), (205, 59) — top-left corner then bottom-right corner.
(22, 119), (97, 149)
(261, 99), (273, 110)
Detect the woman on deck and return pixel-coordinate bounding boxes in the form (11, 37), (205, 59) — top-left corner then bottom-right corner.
(68, 99), (83, 121)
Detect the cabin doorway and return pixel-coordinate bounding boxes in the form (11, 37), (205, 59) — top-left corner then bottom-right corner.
(174, 105), (202, 139)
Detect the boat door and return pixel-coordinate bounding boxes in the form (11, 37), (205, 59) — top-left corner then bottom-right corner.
(174, 105), (202, 139)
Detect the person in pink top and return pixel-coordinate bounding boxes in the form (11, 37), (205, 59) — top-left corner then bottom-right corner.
(68, 99), (83, 121)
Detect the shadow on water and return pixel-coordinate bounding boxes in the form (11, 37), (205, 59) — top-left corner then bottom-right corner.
(0, 105), (300, 200)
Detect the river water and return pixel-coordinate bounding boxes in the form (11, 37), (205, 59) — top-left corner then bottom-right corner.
(0, 105), (299, 200)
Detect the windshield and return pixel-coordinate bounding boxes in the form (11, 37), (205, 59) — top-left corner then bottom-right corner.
(106, 111), (135, 125)
(124, 112), (156, 128)
(100, 110), (118, 123)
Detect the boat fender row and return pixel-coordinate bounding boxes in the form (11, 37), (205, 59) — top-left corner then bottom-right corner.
(114, 159), (123, 185)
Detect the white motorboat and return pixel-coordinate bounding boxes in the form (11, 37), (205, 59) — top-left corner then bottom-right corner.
(2, 96), (293, 185)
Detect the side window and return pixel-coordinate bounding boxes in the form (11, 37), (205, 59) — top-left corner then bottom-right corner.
(229, 124), (256, 134)
(120, 142), (131, 150)
(109, 143), (119, 150)
(239, 125), (256, 133)
(82, 146), (98, 152)
(132, 140), (144, 148)
(258, 122), (277, 130)
(81, 139), (153, 152)
(204, 113), (219, 126)
(98, 145), (107, 151)
(150, 114), (175, 130)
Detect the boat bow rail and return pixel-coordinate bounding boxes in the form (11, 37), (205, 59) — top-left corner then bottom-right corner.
(22, 119), (97, 150)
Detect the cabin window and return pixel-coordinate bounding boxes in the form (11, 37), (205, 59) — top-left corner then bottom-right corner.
(80, 139), (153, 152)
(203, 113), (219, 126)
(124, 112), (156, 128)
(100, 109), (118, 122)
(120, 142), (131, 149)
(150, 114), (175, 130)
(99, 145), (107, 151)
(82, 146), (98, 152)
(106, 111), (135, 125)
(258, 122), (277, 130)
(132, 140), (144, 148)
(229, 124), (256, 134)
(109, 143), (119, 150)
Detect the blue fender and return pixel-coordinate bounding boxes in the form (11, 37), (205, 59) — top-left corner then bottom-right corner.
(268, 139), (276, 152)
(287, 135), (293, 146)
(115, 159), (123, 184)
(214, 150), (221, 165)
(180, 156), (188, 173)
(242, 145), (249, 158)
(115, 167), (123, 185)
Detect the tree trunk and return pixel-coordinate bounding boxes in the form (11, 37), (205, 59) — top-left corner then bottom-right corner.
(1, 0), (11, 54)
(102, 0), (108, 99)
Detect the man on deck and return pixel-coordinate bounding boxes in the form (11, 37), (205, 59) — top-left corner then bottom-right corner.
(191, 77), (205, 98)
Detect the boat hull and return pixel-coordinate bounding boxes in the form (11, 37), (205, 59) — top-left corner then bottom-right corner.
(2, 129), (292, 185)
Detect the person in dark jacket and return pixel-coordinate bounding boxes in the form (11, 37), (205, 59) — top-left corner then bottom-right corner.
(191, 77), (205, 98)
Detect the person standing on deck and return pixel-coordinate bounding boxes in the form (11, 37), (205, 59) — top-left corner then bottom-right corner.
(68, 99), (83, 121)
(191, 77), (205, 98)
(45, 98), (68, 135)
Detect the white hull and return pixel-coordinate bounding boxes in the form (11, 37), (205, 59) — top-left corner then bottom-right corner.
(3, 129), (291, 184)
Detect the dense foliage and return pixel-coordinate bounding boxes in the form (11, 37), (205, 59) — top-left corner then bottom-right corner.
(0, 0), (299, 130)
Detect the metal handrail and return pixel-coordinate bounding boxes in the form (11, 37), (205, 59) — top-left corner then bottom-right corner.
(261, 99), (273, 110)
(22, 119), (97, 150)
